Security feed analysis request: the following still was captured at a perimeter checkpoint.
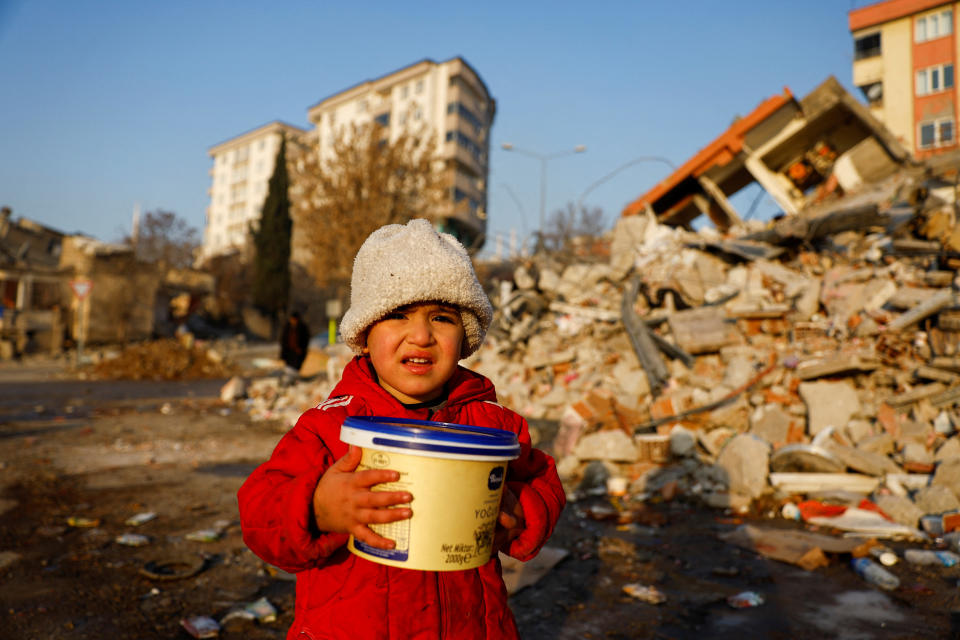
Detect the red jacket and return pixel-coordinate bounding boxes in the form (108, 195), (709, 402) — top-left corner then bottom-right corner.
(238, 356), (566, 640)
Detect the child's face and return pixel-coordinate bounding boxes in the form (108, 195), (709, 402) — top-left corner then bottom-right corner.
(364, 302), (465, 404)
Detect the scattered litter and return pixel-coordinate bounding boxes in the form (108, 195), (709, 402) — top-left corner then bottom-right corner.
(622, 583), (666, 604)
(220, 597), (278, 625)
(805, 507), (924, 540)
(726, 591), (764, 608)
(139, 554), (206, 581)
(869, 546), (899, 567)
(851, 557), (899, 590)
(115, 533), (150, 547)
(180, 615), (220, 638)
(903, 549), (960, 567)
(66, 516), (100, 528)
(499, 547), (569, 595)
(124, 512), (157, 527)
(185, 529), (222, 542)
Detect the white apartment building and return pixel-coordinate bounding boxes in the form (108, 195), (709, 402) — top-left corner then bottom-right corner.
(305, 57), (495, 250)
(201, 57), (495, 261)
(202, 121), (307, 261)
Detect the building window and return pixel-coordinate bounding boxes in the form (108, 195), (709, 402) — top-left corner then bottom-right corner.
(918, 117), (956, 149)
(446, 130), (485, 163)
(374, 112), (390, 127)
(415, 79), (424, 94)
(447, 102), (484, 133)
(917, 63), (955, 96)
(414, 105), (422, 121)
(357, 99), (368, 113)
(400, 85), (409, 99)
(916, 9), (953, 42)
(854, 32), (881, 60)
(859, 82), (883, 104)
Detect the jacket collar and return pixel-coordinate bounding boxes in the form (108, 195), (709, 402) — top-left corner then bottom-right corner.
(338, 356), (495, 414)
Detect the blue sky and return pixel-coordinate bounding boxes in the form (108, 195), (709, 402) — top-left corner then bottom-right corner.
(0, 1), (867, 256)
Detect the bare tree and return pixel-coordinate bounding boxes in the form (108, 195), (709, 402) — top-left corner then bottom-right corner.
(289, 121), (446, 289)
(540, 202), (608, 261)
(125, 210), (200, 269)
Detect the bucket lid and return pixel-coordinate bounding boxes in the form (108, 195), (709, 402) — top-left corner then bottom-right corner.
(341, 416), (520, 459)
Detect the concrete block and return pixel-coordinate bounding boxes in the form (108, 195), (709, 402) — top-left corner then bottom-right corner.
(715, 434), (770, 501)
(933, 458), (960, 500)
(914, 485), (960, 515)
(936, 437), (960, 462)
(749, 404), (791, 445)
(574, 429), (639, 463)
(799, 380), (860, 436)
(873, 494), (924, 528)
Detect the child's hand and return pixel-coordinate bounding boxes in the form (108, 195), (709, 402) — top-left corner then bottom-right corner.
(493, 486), (525, 553)
(312, 445), (412, 549)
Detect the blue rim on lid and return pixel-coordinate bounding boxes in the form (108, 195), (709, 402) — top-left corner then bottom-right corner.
(341, 416), (520, 458)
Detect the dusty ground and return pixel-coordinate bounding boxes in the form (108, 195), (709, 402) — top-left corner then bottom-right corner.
(0, 351), (957, 639)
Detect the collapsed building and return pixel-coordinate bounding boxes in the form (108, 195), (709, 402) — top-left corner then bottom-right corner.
(0, 207), (215, 359)
(622, 76), (910, 229)
(234, 76), (960, 550)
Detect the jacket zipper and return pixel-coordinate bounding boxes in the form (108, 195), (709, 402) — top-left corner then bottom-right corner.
(437, 570), (447, 637)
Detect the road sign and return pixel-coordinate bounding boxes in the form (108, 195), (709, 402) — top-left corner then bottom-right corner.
(70, 278), (93, 300)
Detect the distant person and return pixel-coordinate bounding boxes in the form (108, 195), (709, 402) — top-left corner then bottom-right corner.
(280, 311), (310, 383)
(238, 219), (564, 638)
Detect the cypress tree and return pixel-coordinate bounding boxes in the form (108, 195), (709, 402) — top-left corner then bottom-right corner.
(251, 134), (292, 318)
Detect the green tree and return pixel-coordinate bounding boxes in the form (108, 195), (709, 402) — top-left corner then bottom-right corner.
(251, 134), (292, 317)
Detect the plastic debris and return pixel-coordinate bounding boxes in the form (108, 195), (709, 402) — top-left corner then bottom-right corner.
(868, 545), (899, 567)
(726, 591), (764, 608)
(125, 512), (157, 526)
(180, 615), (220, 638)
(244, 597), (278, 623)
(851, 557), (900, 590)
(186, 519), (232, 542)
(904, 549), (960, 567)
(115, 533), (150, 547)
(781, 502), (801, 520)
(66, 516), (100, 528)
(221, 597), (278, 625)
(185, 529), (222, 542)
(622, 583), (666, 604)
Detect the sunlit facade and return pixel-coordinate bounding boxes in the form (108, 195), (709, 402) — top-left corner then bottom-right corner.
(202, 121), (307, 261)
(850, 0), (959, 158)
(306, 57), (495, 250)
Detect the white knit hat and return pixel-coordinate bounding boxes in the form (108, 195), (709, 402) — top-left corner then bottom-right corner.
(340, 219), (492, 358)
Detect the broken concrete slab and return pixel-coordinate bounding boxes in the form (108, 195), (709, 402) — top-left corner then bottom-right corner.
(799, 380), (860, 436)
(715, 434), (770, 501)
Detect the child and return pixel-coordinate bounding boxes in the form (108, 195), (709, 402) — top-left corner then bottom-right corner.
(238, 219), (565, 639)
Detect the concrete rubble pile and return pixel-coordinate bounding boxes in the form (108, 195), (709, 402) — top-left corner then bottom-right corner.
(467, 165), (960, 547)
(227, 166), (960, 549)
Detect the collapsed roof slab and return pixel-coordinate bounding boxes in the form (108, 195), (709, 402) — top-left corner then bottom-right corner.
(623, 76), (910, 230)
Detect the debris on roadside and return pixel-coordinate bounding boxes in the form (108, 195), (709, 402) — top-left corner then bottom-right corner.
(66, 516), (100, 528)
(219, 596), (278, 625)
(622, 583), (667, 604)
(115, 533), (151, 547)
(726, 591), (765, 608)
(84, 338), (238, 381)
(180, 614), (220, 639)
(124, 511), (157, 526)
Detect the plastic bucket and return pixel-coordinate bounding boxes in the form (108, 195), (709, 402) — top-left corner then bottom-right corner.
(340, 416), (520, 571)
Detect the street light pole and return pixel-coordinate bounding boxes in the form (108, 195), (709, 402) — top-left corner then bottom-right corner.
(575, 155), (676, 212)
(501, 143), (587, 234)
